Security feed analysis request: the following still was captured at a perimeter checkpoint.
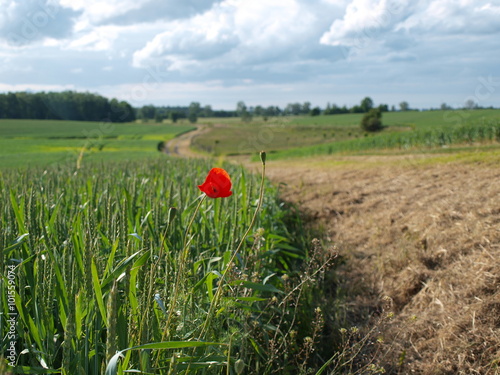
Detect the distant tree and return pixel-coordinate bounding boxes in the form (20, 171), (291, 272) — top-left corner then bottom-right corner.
(187, 112), (197, 123)
(157, 141), (166, 152)
(213, 109), (237, 117)
(188, 102), (200, 123)
(283, 104), (291, 115)
(391, 105), (396, 112)
(264, 105), (281, 117)
(291, 103), (302, 115)
(0, 91), (133, 122)
(169, 111), (180, 123)
(350, 105), (363, 114)
(310, 107), (321, 116)
(440, 103), (452, 110)
(378, 104), (389, 112)
(155, 113), (164, 123)
(302, 102), (311, 114)
(325, 104), (348, 115)
(0, 95), (5, 118)
(254, 105), (264, 116)
(284, 102), (303, 115)
(139, 105), (156, 119)
(399, 101), (410, 111)
(360, 108), (383, 132)
(360, 97), (374, 113)
(464, 99), (477, 110)
(202, 105), (213, 117)
(236, 101), (247, 115)
(5, 93), (21, 118)
(109, 99), (135, 122)
(324, 102), (332, 114)
(236, 101), (252, 121)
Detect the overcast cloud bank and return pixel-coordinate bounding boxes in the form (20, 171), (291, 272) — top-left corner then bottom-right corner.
(0, 0), (499, 109)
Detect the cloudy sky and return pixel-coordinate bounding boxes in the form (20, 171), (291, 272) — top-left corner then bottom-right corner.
(1, 0), (499, 110)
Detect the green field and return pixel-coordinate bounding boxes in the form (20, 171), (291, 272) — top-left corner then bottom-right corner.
(192, 109), (500, 157)
(0, 120), (195, 168)
(2, 110), (500, 168)
(0, 157), (339, 374)
(0, 119), (338, 374)
(1, 111), (500, 374)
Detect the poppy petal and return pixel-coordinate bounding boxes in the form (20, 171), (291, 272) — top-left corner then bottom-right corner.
(198, 168), (232, 198)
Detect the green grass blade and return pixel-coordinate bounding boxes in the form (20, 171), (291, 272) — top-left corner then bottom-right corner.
(91, 258), (107, 327)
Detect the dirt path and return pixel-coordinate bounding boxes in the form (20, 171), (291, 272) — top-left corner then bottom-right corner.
(167, 129), (500, 373)
(164, 125), (209, 158)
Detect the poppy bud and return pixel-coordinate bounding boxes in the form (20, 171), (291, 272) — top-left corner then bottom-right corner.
(260, 151), (266, 165)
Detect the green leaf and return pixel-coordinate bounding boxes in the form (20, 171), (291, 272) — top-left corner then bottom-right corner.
(205, 271), (222, 301)
(105, 351), (124, 375)
(103, 239), (120, 281)
(262, 272), (276, 285)
(91, 258), (107, 327)
(101, 250), (146, 290)
(128, 233), (143, 241)
(1, 233), (29, 255)
(128, 341), (224, 351)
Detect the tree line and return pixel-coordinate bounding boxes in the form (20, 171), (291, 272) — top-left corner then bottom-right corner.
(234, 97), (398, 121)
(137, 102), (241, 124)
(0, 91), (135, 122)
(1, 91), (491, 124)
(136, 98), (398, 124)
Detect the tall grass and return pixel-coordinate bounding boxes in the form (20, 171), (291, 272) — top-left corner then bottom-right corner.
(1, 157), (337, 374)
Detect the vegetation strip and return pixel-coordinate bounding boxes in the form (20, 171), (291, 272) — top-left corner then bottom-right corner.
(1, 158), (337, 374)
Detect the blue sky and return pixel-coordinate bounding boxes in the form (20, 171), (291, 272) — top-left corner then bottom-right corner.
(1, 0), (499, 110)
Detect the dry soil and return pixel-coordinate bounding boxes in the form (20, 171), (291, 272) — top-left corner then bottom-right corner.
(263, 154), (500, 374)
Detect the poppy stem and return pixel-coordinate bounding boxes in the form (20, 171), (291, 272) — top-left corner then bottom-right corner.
(198, 156), (266, 341)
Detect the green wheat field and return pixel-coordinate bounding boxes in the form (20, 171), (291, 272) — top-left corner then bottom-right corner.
(2, 110), (500, 374)
(1, 154), (335, 374)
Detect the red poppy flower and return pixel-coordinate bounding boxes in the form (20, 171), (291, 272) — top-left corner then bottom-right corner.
(198, 168), (232, 198)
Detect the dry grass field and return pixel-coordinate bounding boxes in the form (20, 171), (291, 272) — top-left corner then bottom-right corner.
(262, 152), (500, 374)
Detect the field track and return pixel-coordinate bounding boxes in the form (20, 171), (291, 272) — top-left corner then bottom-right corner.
(164, 125), (209, 157)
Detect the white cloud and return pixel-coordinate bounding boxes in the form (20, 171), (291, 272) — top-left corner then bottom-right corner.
(0, 0), (81, 46)
(58, 0), (141, 24)
(64, 26), (119, 51)
(397, 1), (500, 35)
(321, 0), (500, 52)
(1, 0), (499, 110)
(97, 0), (221, 25)
(320, 0), (414, 48)
(132, 0), (337, 73)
